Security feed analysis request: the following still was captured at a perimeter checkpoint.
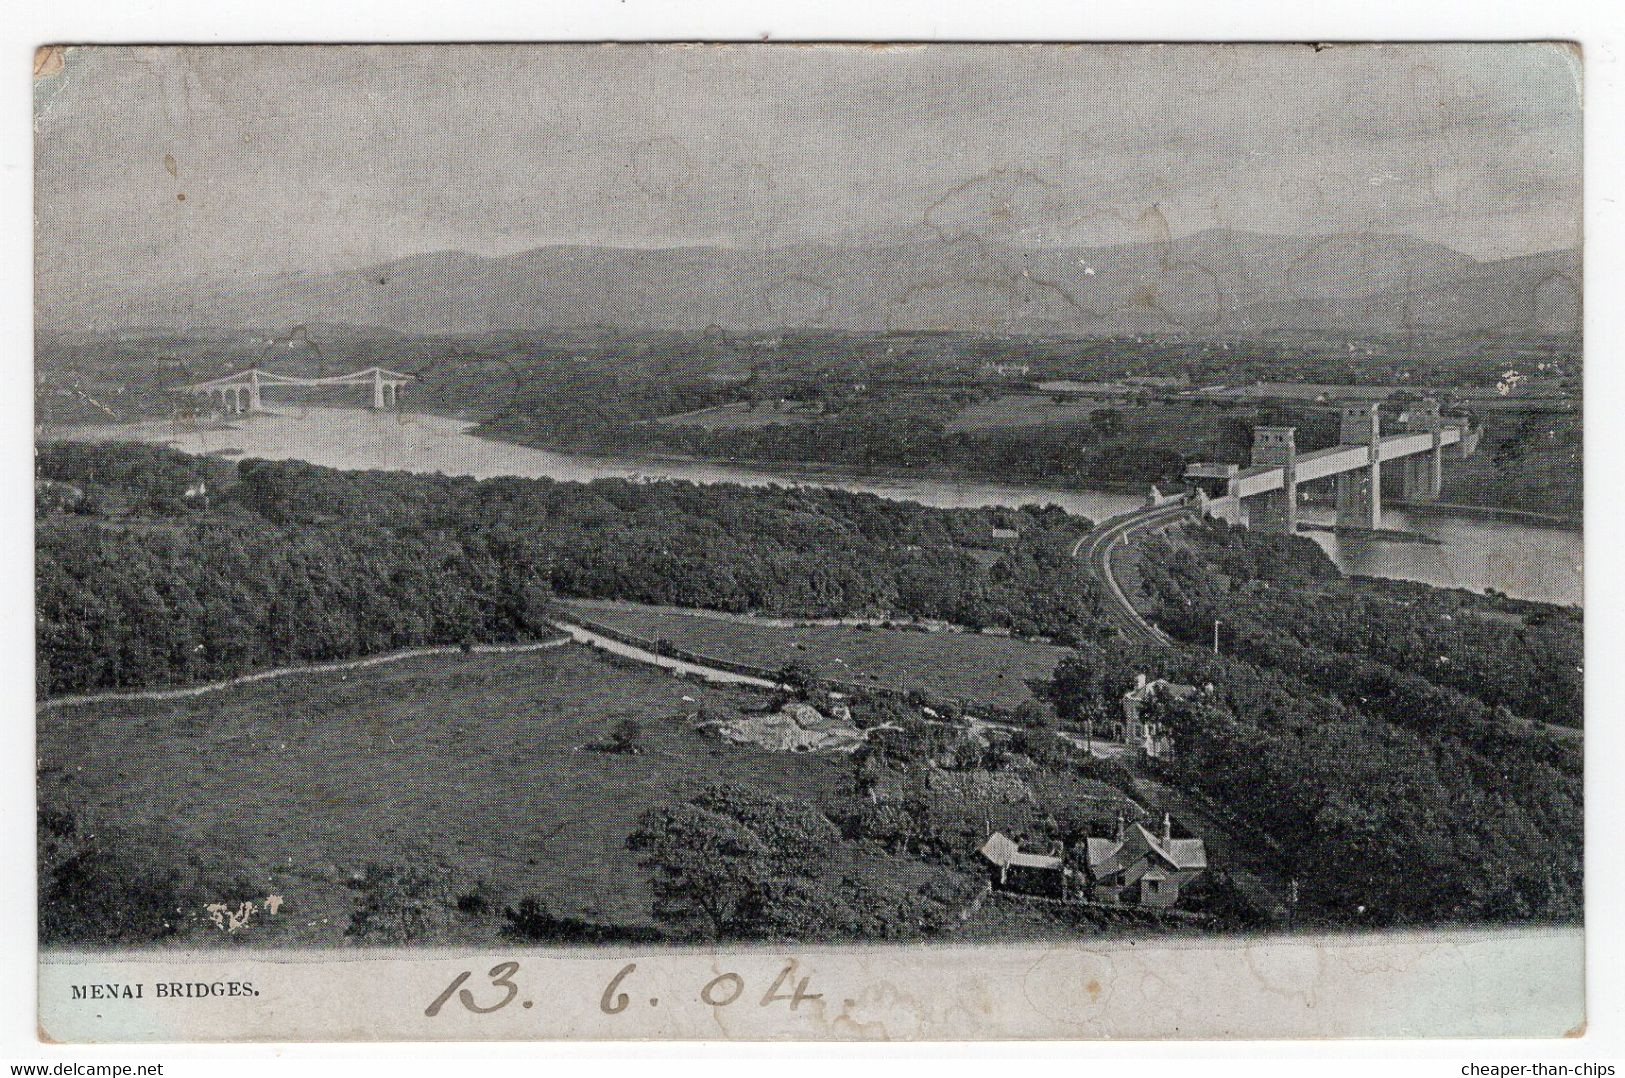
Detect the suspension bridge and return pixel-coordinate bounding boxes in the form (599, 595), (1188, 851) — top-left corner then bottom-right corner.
(176, 366), (415, 413)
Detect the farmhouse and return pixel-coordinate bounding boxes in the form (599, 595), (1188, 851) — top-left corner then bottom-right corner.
(1120, 673), (1197, 759)
(1086, 814), (1207, 908)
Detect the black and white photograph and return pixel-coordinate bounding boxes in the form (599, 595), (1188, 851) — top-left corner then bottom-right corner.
(28, 41), (1587, 1041)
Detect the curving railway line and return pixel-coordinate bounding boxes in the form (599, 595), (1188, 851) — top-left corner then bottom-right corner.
(1072, 500), (1199, 648)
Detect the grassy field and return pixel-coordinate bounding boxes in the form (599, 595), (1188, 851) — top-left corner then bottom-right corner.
(38, 644), (853, 946)
(652, 400), (823, 430)
(559, 599), (1070, 711)
(944, 394), (1259, 453)
(944, 393), (1129, 432)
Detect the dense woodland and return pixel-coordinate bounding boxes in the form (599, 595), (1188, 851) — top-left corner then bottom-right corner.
(36, 442), (1105, 697)
(1044, 638), (1582, 925)
(1134, 523), (1583, 732)
(1036, 522), (1584, 925)
(475, 365), (1195, 490)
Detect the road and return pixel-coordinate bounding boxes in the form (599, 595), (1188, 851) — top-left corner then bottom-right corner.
(38, 636), (571, 711)
(551, 620), (783, 689)
(1072, 501), (1198, 647)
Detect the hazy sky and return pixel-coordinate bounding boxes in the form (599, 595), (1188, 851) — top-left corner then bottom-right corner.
(35, 43), (1581, 291)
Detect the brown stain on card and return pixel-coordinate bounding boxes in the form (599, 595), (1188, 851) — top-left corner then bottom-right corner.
(34, 46), (64, 80)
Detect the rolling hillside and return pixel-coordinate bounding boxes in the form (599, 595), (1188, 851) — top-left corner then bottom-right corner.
(40, 230), (1580, 337)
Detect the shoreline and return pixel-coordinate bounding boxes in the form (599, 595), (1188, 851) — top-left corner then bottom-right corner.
(44, 409), (1582, 533)
(464, 425), (1589, 531)
(1387, 499), (1582, 530)
(492, 443), (1588, 534)
(467, 427), (1154, 498)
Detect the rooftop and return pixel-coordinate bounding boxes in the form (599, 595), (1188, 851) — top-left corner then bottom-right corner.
(979, 831), (1063, 872)
(1087, 822), (1208, 875)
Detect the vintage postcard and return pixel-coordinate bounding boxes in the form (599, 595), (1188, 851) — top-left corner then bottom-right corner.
(33, 43), (1583, 1041)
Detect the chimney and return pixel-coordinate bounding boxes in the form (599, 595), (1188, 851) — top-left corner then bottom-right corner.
(1115, 812), (1125, 842)
(1162, 813), (1173, 843)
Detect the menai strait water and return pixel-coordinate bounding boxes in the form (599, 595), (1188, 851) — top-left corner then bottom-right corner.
(50, 405), (1582, 607)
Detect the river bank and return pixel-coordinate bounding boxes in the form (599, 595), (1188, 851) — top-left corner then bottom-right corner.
(478, 435), (1164, 500)
(495, 437), (1588, 533)
(42, 406), (1583, 607)
(1388, 499), (1583, 529)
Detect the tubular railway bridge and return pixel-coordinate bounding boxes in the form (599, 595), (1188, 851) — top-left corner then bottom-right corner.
(1077, 397), (1482, 648)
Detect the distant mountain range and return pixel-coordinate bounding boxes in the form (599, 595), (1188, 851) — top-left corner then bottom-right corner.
(40, 230), (1581, 337)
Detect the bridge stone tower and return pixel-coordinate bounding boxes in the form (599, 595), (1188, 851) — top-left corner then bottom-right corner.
(368, 367), (406, 409)
(1249, 426), (1298, 535)
(1335, 403), (1382, 530)
(243, 368), (263, 412)
(1399, 399), (1443, 502)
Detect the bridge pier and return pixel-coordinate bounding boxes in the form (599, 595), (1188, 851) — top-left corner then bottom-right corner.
(1223, 490), (1249, 528)
(1399, 399), (1443, 502)
(1399, 456), (1439, 501)
(208, 379), (263, 414)
(369, 372), (407, 409)
(1335, 403), (1381, 530)
(1249, 426), (1298, 534)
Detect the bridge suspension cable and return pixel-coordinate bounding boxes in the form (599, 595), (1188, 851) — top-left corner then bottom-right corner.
(175, 366), (416, 413)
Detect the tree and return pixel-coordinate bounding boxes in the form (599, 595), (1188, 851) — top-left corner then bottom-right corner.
(345, 856), (459, 944)
(1010, 726), (1070, 770)
(1089, 408), (1126, 439)
(38, 807), (188, 946)
(854, 799), (928, 855)
(1181, 870), (1272, 929)
(609, 717), (644, 755)
(775, 660), (819, 698)
(626, 784), (840, 940)
(1011, 697), (1056, 728)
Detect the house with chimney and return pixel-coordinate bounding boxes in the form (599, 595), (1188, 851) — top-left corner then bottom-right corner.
(1085, 813), (1208, 908)
(1120, 673), (1198, 759)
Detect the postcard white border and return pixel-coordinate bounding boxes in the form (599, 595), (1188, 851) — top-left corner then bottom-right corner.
(6, 0), (1623, 1068)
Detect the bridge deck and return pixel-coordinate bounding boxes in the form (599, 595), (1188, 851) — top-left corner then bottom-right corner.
(1207, 426), (1464, 498)
(179, 366), (415, 393)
